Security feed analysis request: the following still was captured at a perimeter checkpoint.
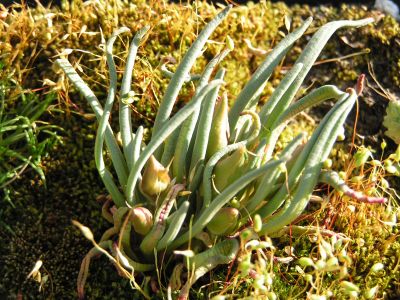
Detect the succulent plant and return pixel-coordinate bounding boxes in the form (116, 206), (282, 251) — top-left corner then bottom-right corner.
(55, 6), (385, 299)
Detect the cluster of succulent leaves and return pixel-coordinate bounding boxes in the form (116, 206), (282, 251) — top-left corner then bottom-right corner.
(54, 5), (391, 299)
(0, 74), (60, 203)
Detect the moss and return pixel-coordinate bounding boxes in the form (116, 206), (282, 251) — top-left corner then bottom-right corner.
(0, 111), (133, 298)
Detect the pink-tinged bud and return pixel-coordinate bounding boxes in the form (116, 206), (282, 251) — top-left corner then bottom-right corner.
(206, 93), (229, 159)
(140, 155), (171, 197)
(207, 207), (239, 235)
(213, 145), (248, 192)
(130, 207), (153, 235)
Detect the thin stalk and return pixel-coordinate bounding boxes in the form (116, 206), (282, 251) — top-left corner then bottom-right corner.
(152, 5), (231, 140)
(55, 59), (129, 190)
(120, 26), (149, 170)
(95, 27), (130, 207)
(173, 50), (230, 181)
(228, 17), (313, 133)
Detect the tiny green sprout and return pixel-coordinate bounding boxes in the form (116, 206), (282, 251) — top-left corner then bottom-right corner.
(350, 175), (364, 183)
(339, 266), (348, 279)
(364, 286), (378, 299)
(370, 262), (384, 273)
(356, 238), (365, 247)
(230, 198), (240, 208)
(354, 147), (372, 167)
(253, 214), (262, 232)
(381, 178), (390, 189)
(339, 171), (347, 180)
(298, 257), (315, 268)
(27, 260), (43, 280)
(240, 228), (253, 242)
(121, 90), (137, 104)
(348, 291), (359, 299)
(337, 126), (345, 141)
(326, 257), (339, 268)
(315, 259), (326, 270)
(385, 164), (397, 174)
(284, 15), (292, 32)
(381, 140), (387, 151)
(265, 273), (273, 286)
(267, 292), (277, 300)
(238, 255), (252, 276)
(339, 249), (352, 265)
(295, 265), (305, 274)
(384, 159), (393, 168)
(340, 281), (360, 293)
(278, 162), (287, 173)
(210, 296), (226, 300)
(304, 274), (313, 283)
(332, 236), (343, 250)
(72, 220), (94, 241)
(370, 159), (381, 167)
(253, 275), (266, 290)
(323, 158), (332, 169)
(226, 35), (234, 51)
(309, 295), (326, 300)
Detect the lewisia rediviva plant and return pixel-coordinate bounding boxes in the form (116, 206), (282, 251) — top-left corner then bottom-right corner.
(56, 6), (384, 299)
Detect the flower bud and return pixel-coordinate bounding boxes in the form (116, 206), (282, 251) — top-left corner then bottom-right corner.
(140, 155), (170, 197)
(130, 207), (153, 235)
(213, 145), (248, 192)
(206, 93), (229, 159)
(207, 207), (239, 235)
